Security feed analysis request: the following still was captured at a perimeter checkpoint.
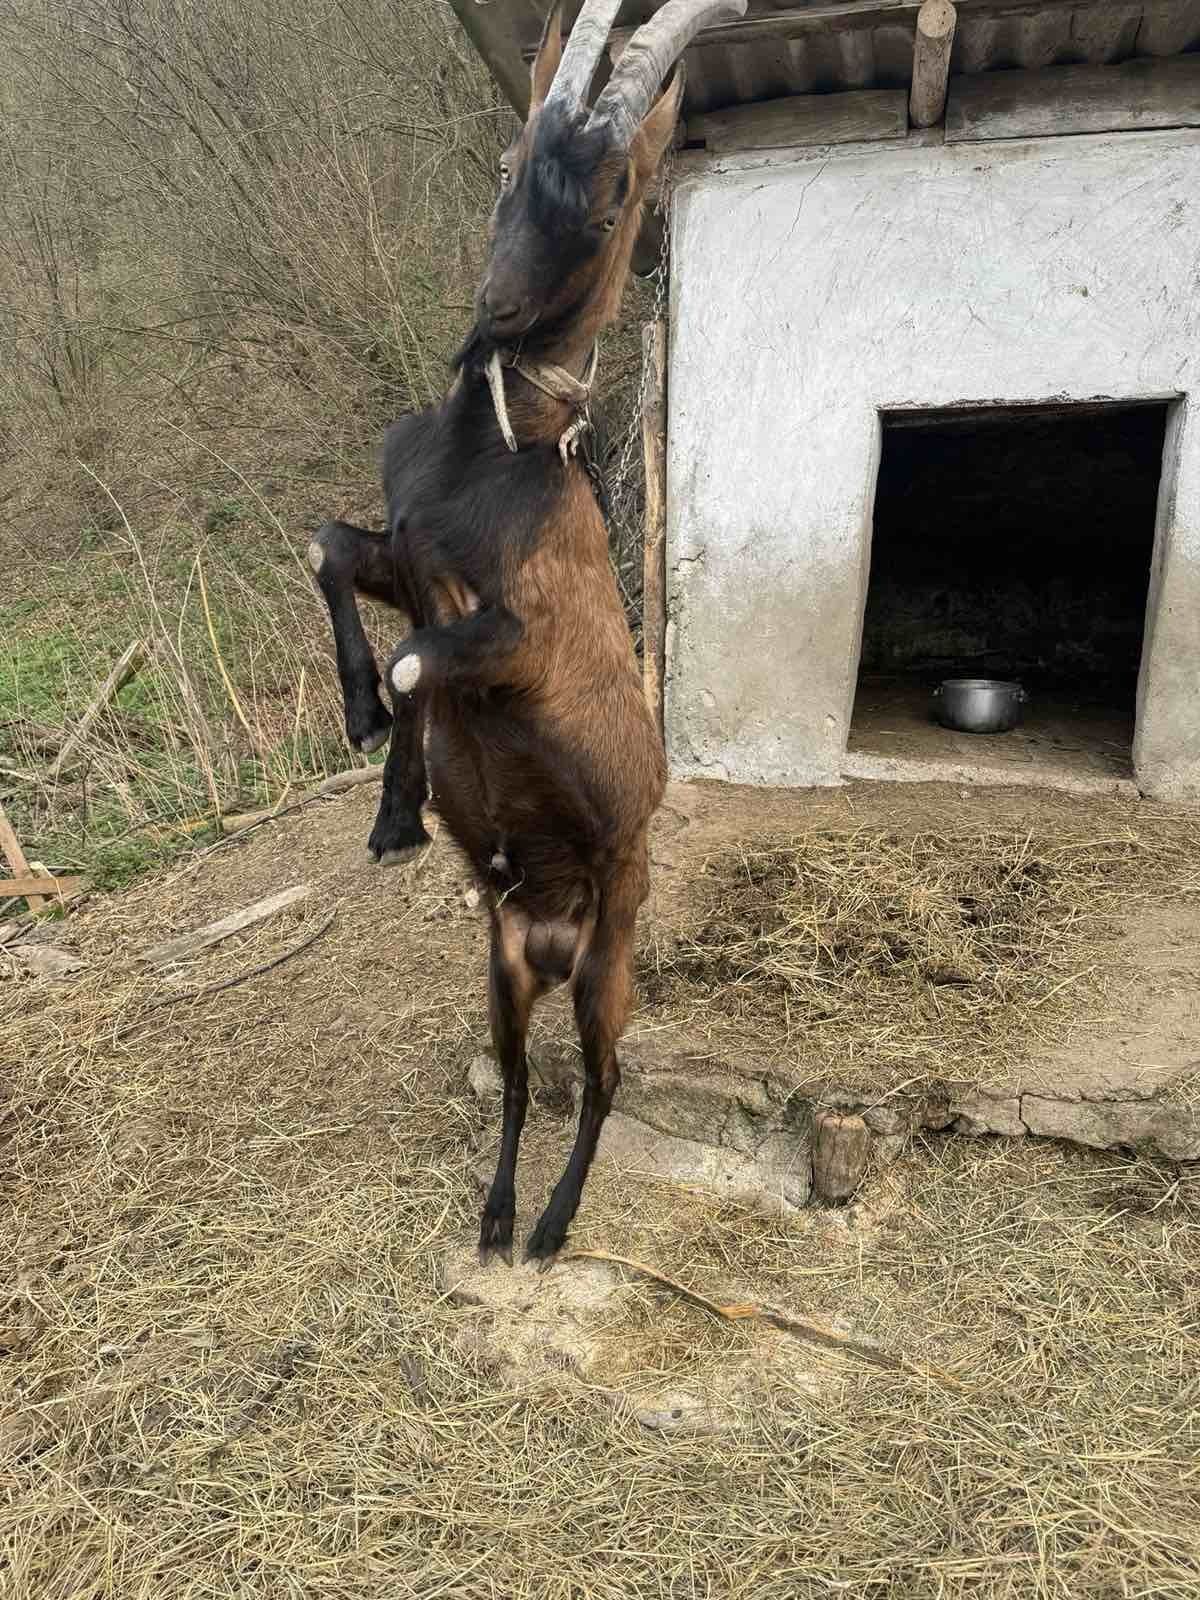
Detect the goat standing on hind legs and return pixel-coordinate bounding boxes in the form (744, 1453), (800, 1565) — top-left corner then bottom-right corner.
(309, 0), (747, 1266)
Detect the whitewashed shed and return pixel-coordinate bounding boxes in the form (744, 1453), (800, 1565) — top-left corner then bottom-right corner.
(451, 0), (1200, 800)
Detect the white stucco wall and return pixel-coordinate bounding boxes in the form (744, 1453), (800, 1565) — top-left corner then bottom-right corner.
(665, 128), (1200, 798)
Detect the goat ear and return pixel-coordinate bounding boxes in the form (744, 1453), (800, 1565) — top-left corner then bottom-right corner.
(529, 2), (564, 117)
(628, 66), (684, 183)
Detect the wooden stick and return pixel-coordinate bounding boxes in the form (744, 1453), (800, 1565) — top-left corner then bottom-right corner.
(47, 640), (146, 782)
(0, 802), (46, 913)
(143, 883), (313, 968)
(118, 910), (336, 1039)
(565, 1248), (971, 1390)
(220, 764), (386, 836)
(641, 318), (669, 742)
(909, 0), (957, 128)
(0, 874), (85, 899)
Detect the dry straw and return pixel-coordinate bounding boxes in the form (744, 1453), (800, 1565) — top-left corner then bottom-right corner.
(2, 801), (1198, 1597)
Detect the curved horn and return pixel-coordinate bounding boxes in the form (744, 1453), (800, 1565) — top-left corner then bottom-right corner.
(544, 0), (626, 111)
(590, 0), (747, 144)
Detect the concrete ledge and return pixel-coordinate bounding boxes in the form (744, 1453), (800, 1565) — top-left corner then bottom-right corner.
(842, 750), (1140, 798)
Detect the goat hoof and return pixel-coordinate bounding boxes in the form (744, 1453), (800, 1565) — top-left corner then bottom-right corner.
(390, 653), (421, 695)
(478, 1241), (514, 1269)
(347, 690), (391, 755)
(367, 814), (431, 866)
(479, 1209), (515, 1266)
(369, 841), (427, 868)
(523, 1218), (566, 1270)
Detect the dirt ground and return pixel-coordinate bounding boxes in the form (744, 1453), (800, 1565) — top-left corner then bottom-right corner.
(2, 776), (1199, 1597)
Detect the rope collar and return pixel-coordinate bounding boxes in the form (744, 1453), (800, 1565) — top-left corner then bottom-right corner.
(485, 345), (598, 465)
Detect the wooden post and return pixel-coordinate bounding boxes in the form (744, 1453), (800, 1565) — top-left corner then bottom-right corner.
(47, 640), (146, 782)
(641, 318), (668, 742)
(0, 802), (45, 913)
(909, 0), (957, 128)
(811, 1110), (872, 1204)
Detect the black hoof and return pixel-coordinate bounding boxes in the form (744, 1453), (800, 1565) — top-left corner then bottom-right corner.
(479, 1206), (515, 1266)
(346, 690), (391, 756)
(523, 1212), (568, 1269)
(372, 842), (428, 869)
(367, 813), (430, 866)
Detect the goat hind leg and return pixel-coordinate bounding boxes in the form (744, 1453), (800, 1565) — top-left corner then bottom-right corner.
(308, 520), (395, 754)
(524, 873), (643, 1267)
(479, 909), (545, 1265)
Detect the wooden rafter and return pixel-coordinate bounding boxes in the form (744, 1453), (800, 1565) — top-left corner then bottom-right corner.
(909, 0), (957, 126)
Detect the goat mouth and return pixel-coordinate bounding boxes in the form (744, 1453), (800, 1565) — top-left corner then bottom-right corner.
(481, 311), (538, 344)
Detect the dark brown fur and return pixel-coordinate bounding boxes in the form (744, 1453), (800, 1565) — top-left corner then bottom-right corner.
(309, 13), (678, 1263)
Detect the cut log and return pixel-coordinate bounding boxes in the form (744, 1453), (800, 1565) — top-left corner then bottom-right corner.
(0, 803), (46, 913)
(909, 0), (957, 128)
(811, 1110), (872, 1203)
(143, 884), (313, 968)
(641, 319), (669, 741)
(47, 640), (147, 782)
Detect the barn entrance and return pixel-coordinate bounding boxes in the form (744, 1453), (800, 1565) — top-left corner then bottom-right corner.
(846, 402), (1168, 790)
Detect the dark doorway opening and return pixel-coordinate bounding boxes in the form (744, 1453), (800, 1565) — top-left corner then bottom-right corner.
(848, 402), (1167, 783)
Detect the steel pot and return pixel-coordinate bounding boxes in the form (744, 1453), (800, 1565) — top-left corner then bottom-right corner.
(932, 678), (1028, 734)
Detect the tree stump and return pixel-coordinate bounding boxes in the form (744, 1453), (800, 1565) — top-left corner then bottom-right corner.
(811, 1111), (871, 1204)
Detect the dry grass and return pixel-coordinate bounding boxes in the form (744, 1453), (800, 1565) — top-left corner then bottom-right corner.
(2, 796), (1199, 1597)
(644, 821), (1200, 1091)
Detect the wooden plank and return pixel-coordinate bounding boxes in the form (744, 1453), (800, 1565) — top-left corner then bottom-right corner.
(0, 802), (45, 913)
(47, 640), (146, 781)
(0, 875), (84, 899)
(447, 0), (542, 115)
(909, 0), (957, 126)
(641, 320), (668, 741)
(946, 55), (1200, 141)
(1136, 0), (1200, 57)
(689, 86), (907, 151)
(143, 885), (313, 969)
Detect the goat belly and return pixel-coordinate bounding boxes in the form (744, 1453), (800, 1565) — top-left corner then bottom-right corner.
(425, 700), (609, 915)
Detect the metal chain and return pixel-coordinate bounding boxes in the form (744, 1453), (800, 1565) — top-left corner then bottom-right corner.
(607, 149), (674, 532)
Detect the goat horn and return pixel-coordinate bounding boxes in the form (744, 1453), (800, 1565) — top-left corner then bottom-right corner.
(590, 0), (747, 144)
(544, 0), (626, 111)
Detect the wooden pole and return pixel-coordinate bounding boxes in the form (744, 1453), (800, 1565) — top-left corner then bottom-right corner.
(641, 318), (669, 742)
(0, 801), (46, 913)
(909, 0), (957, 128)
(47, 640), (146, 782)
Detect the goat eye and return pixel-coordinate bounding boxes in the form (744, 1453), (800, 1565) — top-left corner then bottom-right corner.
(602, 213), (618, 232)
(499, 162), (511, 189)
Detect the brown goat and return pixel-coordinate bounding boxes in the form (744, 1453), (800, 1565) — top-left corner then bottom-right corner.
(308, 0), (745, 1264)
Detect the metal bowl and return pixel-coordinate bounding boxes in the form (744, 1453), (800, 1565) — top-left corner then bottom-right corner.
(932, 678), (1028, 735)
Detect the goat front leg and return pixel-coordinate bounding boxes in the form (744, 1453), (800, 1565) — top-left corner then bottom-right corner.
(384, 606), (524, 700)
(524, 860), (646, 1267)
(308, 520), (397, 754)
(367, 689), (431, 866)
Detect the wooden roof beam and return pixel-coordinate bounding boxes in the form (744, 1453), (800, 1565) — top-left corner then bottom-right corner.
(447, 0), (542, 116)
